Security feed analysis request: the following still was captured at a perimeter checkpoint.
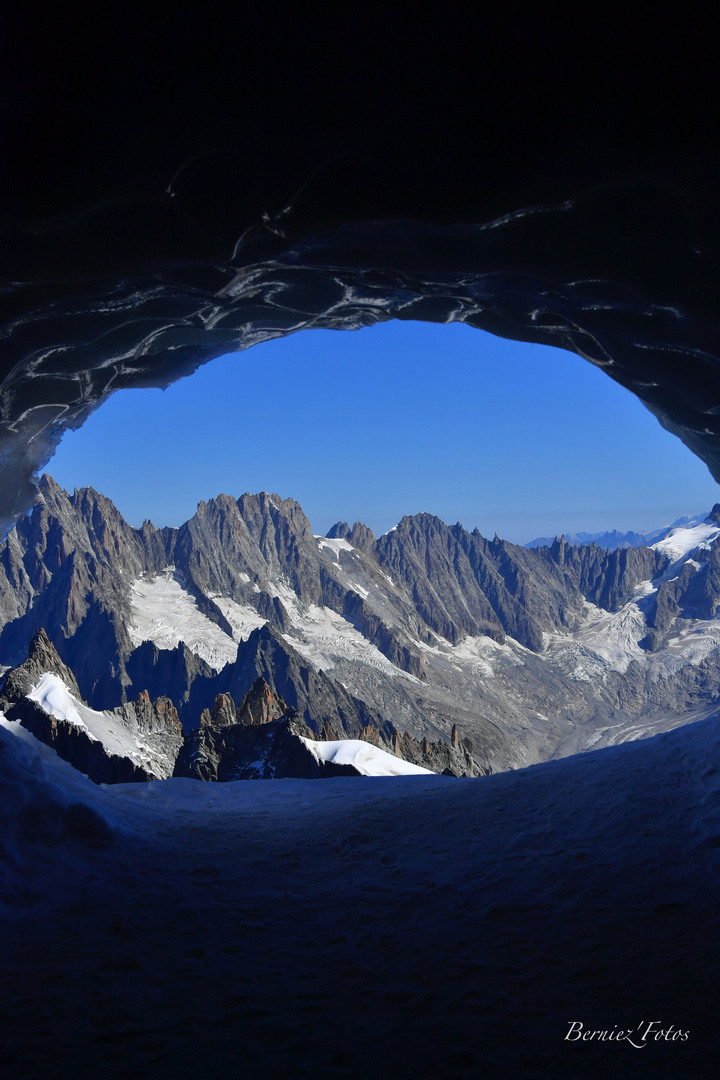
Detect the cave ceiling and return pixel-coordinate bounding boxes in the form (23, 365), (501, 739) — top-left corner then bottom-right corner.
(1, 9), (719, 528)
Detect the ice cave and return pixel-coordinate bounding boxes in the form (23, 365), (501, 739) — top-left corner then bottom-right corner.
(1, 8), (719, 1079)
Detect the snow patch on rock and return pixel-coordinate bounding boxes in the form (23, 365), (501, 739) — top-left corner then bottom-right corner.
(128, 569), (238, 670)
(299, 736), (434, 776)
(281, 604), (420, 682)
(207, 595), (267, 642)
(653, 521), (720, 577)
(315, 536), (355, 563)
(27, 673), (172, 771)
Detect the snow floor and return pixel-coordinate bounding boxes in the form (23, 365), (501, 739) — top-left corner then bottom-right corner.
(2, 712), (719, 1079)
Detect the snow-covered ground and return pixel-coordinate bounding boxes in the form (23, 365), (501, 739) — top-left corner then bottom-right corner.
(1, 710), (718, 1078)
(281, 602), (421, 683)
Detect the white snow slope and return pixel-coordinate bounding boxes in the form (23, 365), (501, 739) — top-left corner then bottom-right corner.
(1, 711), (718, 1078)
(28, 672), (174, 776)
(299, 736), (434, 776)
(652, 519), (720, 570)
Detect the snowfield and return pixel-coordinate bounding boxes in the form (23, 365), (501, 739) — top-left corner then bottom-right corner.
(1, 710), (718, 1078)
(281, 603), (421, 683)
(299, 735), (434, 776)
(128, 567), (239, 669)
(652, 520), (720, 571)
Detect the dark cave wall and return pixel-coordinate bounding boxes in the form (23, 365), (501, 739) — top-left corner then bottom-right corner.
(1, 7), (719, 527)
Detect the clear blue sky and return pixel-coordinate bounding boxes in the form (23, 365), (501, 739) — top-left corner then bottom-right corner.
(47, 320), (720, 543)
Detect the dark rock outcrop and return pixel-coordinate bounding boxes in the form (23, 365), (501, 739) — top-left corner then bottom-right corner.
(327, 521), (377, 553)
(1, 633), (185, 781)
(200, 693), (237, 729)
(185, 624), (390, 741)
(235, 678), (287, 727)
(125, 641), (214, 720)
(390, 727), (486, 779)
(174, 712), (360, 782)
(115, 690), (184, 738)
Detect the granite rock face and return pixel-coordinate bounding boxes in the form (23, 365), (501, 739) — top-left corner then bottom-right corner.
(390, 726), (487, 779)
(184, 624), (393, 743)
(174, 711), (360, 783)
(5, 478), (720, 777)
(235, 678), (287, 727)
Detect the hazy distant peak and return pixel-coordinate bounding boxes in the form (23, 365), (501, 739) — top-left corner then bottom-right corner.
(524, 512), (709, 551)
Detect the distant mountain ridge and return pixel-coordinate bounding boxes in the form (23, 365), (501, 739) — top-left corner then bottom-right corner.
(524, 513), (706, 551)
(3, 475), (720, 784)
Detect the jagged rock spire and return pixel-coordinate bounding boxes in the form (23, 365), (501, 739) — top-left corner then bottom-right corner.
(236, 677), (287, 727)
(0, 627), (83, 708)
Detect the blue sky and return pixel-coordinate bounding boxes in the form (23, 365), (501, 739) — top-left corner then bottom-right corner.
(47, 320), (720, 543)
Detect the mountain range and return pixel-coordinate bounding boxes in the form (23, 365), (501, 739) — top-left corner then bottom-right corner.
(2, 474), (720, 783)
(524, 514), (706, 551)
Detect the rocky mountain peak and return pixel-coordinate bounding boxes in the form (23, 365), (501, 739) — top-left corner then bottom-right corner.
(326, 521), (351, 540)
(128, 690), (183, 736)
(236, 677), (288, 727)
(204, 692), (237, 728)
(36, 473), (64, 499)
(348, 522), (376, 552)
(325, 520), (376, 552)
(0, 627), (83, 709)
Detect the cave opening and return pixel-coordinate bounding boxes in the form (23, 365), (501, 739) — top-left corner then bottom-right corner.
(46, 319), (720, 544)
(2, 312), (720, 781)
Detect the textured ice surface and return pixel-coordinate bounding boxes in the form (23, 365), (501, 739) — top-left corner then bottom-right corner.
(206, 595), (267, 641)
(281, 604), (418, 681)
(567, 601), (650, 674)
